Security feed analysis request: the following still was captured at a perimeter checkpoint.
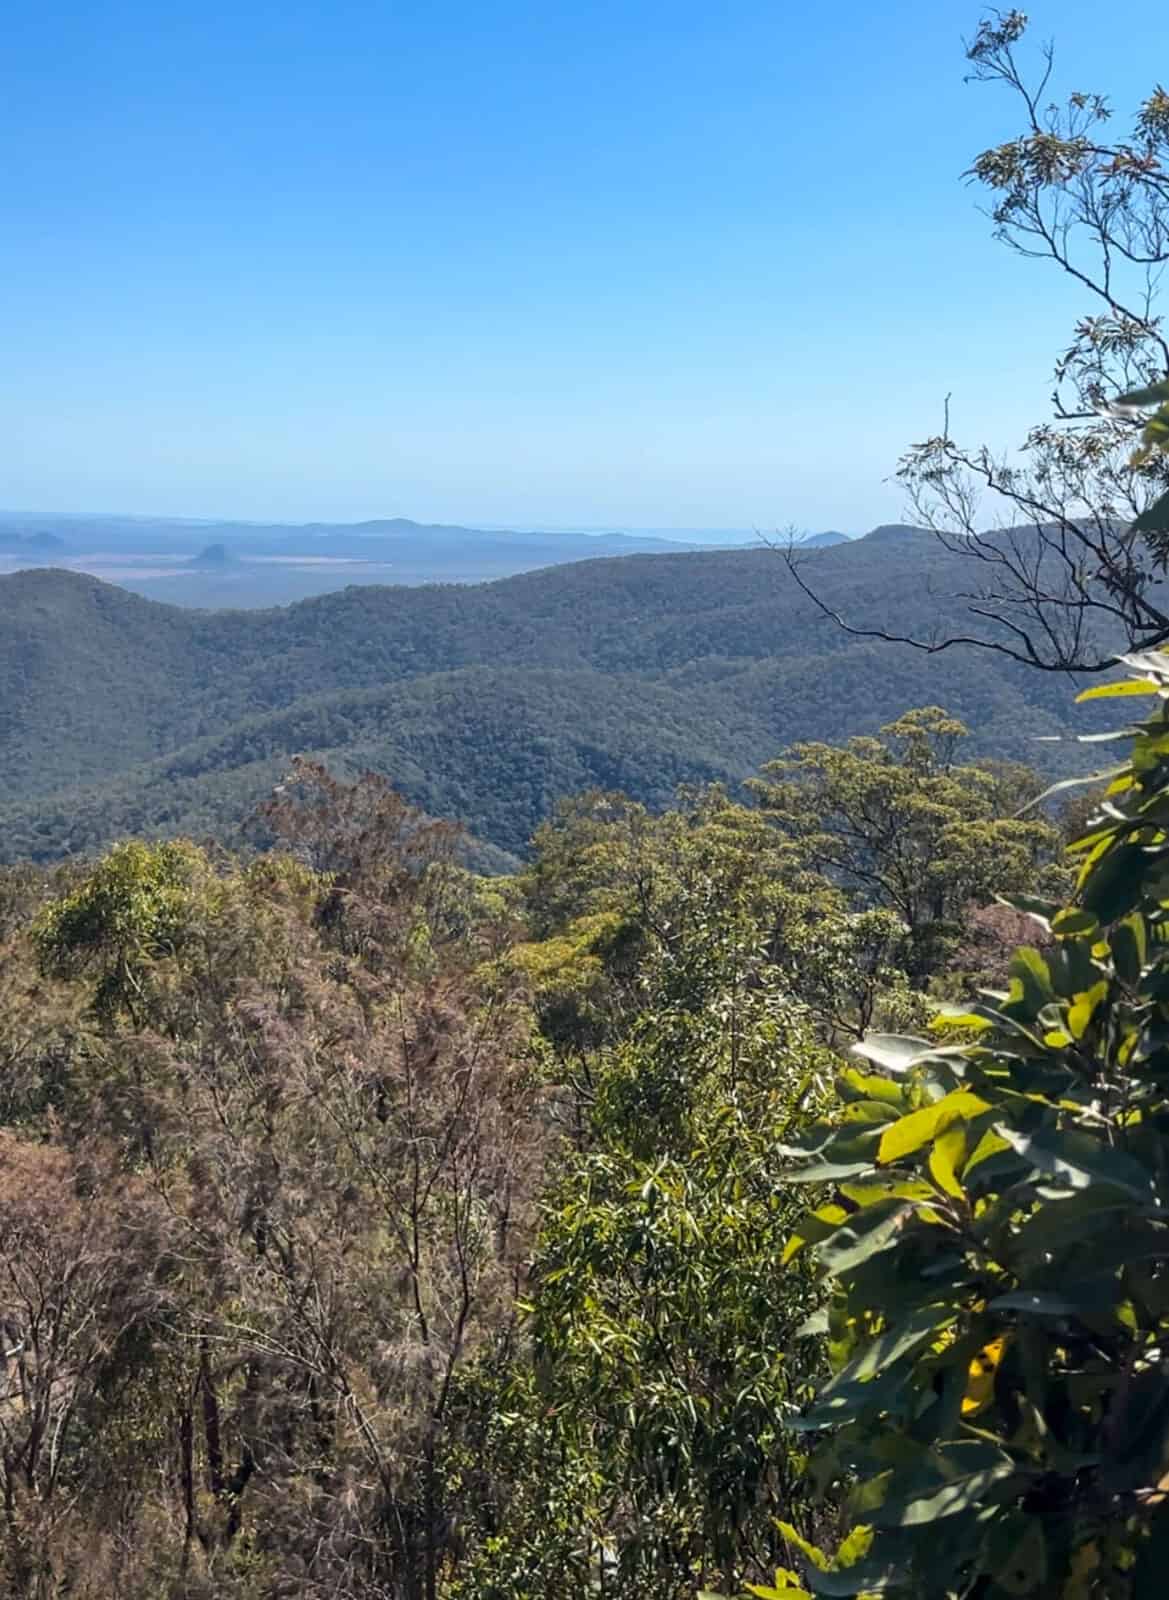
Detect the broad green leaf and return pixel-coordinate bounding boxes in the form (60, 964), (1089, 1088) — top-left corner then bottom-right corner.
(775, 1522), (829, 1571)
(821, 1304), (953, 1390)
(872, 1445), (1019, 1527)
(1111, 914), (1147, 984)
(1051, 907), (1098, 937)
(849, 1034), (932, 1076)
(997, 892), (1057, 922)
(785, 1159), (878, 1185)
(838, 1178), (937, 1207)
(1009, 1187), (1133, 1264)
(837, 1068), (906, 1108)
(878, 1091), (990, 1165)
(816, 1200), (912, 1277)
(929, 1006), (991, 1031)
(1008, 947), (1053, 1011)
(986, 1290), (1090, 1316)
(1132, 488), (1169, 536)
(1021, 765), (1127, 816)
(805, 1565), (894, 1597)
(837, 1100), (900, 1127)
(1080, 842), (1150, 923)
(997, 1124), (1154, 1200)
(964, 1128), (1011, 1175)
(1117, 380), (1169, 407)
(833, 1524), (874, 1568)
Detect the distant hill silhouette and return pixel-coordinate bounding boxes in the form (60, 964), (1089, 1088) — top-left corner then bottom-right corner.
(799, 530), (850, 548)
(190, 542), (235, 566)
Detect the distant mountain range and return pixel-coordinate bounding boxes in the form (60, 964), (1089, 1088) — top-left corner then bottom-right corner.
(0, 511), (852, 607)
(0, 536), (1111, 867)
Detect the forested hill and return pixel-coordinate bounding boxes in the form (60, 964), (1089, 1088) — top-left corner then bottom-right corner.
(0, 535), (1108, 862)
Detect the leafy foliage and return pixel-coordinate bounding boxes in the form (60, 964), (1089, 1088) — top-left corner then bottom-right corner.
(752, 708), (1059, 982)
(780, 654), (1169, 1596)
(0, 702), (1048, 1597)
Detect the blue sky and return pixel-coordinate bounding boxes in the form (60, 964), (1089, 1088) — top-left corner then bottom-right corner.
(4, 0), (1162, 530)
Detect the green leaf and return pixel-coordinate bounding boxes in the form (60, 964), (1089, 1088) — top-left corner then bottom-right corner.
(805, 1565), (894, 1597)
(1111, 913), (1147, 984)
(1080, 842), (1150, 923)
(785, 1159), (878, 1185)
(872, 1444), (1019, 1527)
(1007, 947), (1053, 1014)
(1009, 1187), (1134, 1264)
(775, 1522), (829, 1571)
(837, 1068), (906, 1108)
(964, 1128), (1011, 1175)
(833, 1524), (875, 1569)
(1051, 907), (1099, 937)
(783, 1204), (849, 1265)
(878, 1091), (990, 1165)
(986, 1290), (1091, 1317)
(816, 1200), (912, 1277)
(929, 1123), (967, 1199)
(1117, 380), (1169, 408)
(838, 1178), (937, 1207)
(1019, 765), (1127, 813)
(1132, 488), (1169, 535)
(997, 1124), (1154, 1200)
(849, 1034), (932, 1076)
(821, 1304), (953, 1390)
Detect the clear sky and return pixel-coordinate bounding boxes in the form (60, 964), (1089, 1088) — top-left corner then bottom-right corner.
(4, 0), (1162, 530)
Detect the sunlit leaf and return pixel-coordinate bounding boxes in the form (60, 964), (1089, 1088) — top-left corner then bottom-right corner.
(878, 1091), (990, 1165)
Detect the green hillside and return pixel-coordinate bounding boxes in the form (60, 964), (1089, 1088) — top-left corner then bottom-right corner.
(0, 537), (1112, 862)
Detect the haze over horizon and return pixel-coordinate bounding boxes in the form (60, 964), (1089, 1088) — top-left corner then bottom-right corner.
(7, 0), (1159, 529)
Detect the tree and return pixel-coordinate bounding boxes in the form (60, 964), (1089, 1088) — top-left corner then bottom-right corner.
(770, 648), (1169, 1598)
(784, 12), (1169, 672)
(33, 838), (209, 1021)
(0, 1137), (173, 1597)
(752, 707), (1056, 983)
(482, 817), (841, 1598)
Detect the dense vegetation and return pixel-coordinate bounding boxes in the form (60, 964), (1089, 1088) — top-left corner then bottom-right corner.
(0, 705), (1074, 1598)
(0, 535), (1113, 864)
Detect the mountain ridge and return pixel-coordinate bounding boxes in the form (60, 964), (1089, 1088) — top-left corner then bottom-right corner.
(0, 543), (1110, 863)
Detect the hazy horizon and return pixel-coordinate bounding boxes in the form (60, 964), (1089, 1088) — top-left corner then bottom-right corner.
(0, 506), (796, 543)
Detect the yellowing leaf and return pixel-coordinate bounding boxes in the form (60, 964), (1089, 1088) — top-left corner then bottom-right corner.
(1068, 981), (1109, 1040)
(878, 1091), (990, 1166)
(961, 1336), (1007, 1417)
(1075, 679), (1161, 701)
(929, 1124), (968, 1199)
